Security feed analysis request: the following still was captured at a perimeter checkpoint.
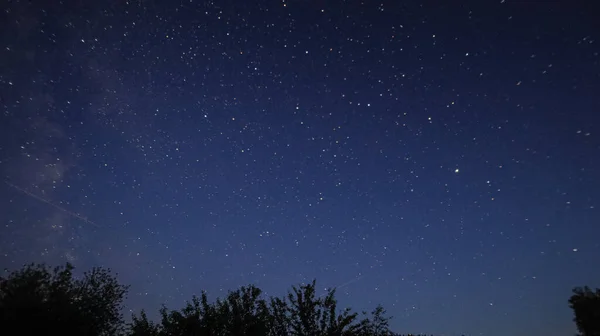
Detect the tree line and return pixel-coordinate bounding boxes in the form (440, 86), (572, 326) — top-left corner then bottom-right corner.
(0, 262), (598, 336)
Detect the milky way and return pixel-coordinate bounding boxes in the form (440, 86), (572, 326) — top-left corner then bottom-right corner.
(1, 1), (599, 335)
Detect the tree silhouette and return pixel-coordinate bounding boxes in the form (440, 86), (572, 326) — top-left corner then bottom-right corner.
(569, 286), (600, 336)
(1, 262), (402, 336)
(130, 310), (160, 336)
(131, 285), (273, 336)
(358, 305), (393, 336)
(0, 262), (128, 336)
(286, 280), (364, 336)
(129, 279), (394, 336)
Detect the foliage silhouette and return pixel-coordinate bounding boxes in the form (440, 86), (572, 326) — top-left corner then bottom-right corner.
(0, 262), (457, 336)
(569, 286), (600, 336)
(129, 279), (394, 336)
(0, 262), (128, 336)
(360, 305), (392, 336)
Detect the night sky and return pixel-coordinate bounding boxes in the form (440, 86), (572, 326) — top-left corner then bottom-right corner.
(1, 0), (599, 335)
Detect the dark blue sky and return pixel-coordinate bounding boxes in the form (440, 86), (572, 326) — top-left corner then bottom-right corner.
(1, 0), (599, 335)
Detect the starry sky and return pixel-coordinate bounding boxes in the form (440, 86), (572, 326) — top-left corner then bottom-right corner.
(1, 0), (599, 335)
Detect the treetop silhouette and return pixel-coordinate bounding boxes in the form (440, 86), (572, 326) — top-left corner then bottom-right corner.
(0, 262), (127, 336)
(4, 262), (593, 336)
(569, 286), (600, 336)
